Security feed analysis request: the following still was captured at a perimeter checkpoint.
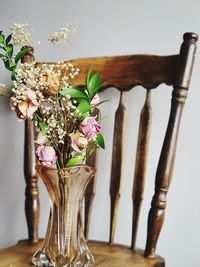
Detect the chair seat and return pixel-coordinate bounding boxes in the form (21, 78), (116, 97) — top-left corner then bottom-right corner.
(0, 240), (165, 267)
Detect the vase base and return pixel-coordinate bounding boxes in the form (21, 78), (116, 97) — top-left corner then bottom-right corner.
(73, 252), (94, 267)
(73, 262), (94, 267)
(55, 254), (94, 267)
(32, 249), (54, 267)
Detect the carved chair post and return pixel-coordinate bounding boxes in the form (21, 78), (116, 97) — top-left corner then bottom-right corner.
(144, 33), (198, 258)
(22, 47), (40, 243)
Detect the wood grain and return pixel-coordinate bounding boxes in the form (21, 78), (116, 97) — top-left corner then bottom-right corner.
(132, 90), (152, 249)
(0, 240), (165, 267)
(22, 47), (40, 243)
(38, 55), (178, 91)
(85, 148), (97, 239)
(69, 55), (178, 90)
(144, 32), (198, 258)
(84, 109), (100, 238)
(109, 91), (127, 244)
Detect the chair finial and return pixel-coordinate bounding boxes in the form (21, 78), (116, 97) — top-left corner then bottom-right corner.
(183, 32), (198, 43)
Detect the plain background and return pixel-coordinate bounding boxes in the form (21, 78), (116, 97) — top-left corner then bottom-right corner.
(0, 1), (200, 266)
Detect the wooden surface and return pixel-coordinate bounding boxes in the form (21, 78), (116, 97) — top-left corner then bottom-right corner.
(109, 91), (127, 244)
(22, 48), (40, 243)
(85, 148), (97, 239)
(132, 90), (152, 249)
(85, 109), (100, 239)
(0, 240), (165, 267)
(69, 55), (178, 91)
(37, 55), (178, 91)
(144, 32), (198, 258)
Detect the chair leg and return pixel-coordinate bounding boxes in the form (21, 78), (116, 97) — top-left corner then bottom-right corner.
(24, 119), (40, 242)
(144, 188), (167, 258)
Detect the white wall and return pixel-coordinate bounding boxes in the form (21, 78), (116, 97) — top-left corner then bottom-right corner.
(0, 1), (200, 266)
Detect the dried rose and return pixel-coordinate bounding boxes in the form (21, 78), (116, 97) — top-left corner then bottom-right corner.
(10, 85), (39, 119)
(36, 145), (57, 166)
(79, 116), (102, 141)
(70, 132), (88, 151)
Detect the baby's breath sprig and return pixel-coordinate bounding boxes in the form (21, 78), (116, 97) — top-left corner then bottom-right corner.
(0, 27), (29, 83)
(9, 23), (32, 47)
(48, 23), (77, 44)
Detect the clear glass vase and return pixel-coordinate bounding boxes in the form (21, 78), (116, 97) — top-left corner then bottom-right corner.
(32, 210), (54, 266)
(32, 164), (95, 267)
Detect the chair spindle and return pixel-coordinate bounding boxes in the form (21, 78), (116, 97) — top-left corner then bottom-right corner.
(144, 32), (198, 258)
(131, 89), (152, 249)
(85, 151), (97, 239)
(22, 47), (40, 243)
(109, 91), (127, 244)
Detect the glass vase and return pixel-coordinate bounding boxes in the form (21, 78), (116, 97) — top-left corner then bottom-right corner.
(32, 210), (54, 266)
(32, 164), (95, 267)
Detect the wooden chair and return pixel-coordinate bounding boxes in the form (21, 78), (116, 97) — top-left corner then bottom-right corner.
(0, 32), (198, 267)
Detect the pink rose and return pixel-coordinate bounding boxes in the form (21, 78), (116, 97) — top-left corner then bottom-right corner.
(36, 145), (58, 166)
(90, 94), (100, 105)
(70, 132), (88, 151)
(79, 116), (102, 140)
(11, 85), (39, 119)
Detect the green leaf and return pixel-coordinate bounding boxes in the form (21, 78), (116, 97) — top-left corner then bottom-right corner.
(15, 49), (28, 63)
(5, 34), (12, 45)
(11, 70), (16, 81)
(60, 88), (88, 99)
(0, 34), (5, 44)
(39, 121), (46, 135)
(86, 145), (98, 157)
(65, 155), (84, 167)
(92, 99), (109, 107)
(88, 72), (102, 100)
(10, 84), (15, 92)
(5, 44), (13, 57)
(0, 53), (4, 58)
(86, 67), (93, 88)
(10, 61), (16, 70)
(39, 122), (46, 136)
(4, 61), (10, 70)
(34, 113), (43, 122)
(76, 100), (91, 114)
(4, 60), (16, 71)
(5, 61), (16, 71)
(96, 133), (105, 149)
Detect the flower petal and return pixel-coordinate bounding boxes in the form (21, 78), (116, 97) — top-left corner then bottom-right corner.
(18, 101), (28, 117)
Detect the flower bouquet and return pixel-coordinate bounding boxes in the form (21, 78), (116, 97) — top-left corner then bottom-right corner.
(0, 24), (105, 267)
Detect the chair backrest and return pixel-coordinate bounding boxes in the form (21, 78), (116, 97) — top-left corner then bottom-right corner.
(22, 32), (198, 258)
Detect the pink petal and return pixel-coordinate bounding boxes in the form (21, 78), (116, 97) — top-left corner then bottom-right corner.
(27, 103), (38, 119)
(18, 101), (28, 117)
(90, 94), (100, 105)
